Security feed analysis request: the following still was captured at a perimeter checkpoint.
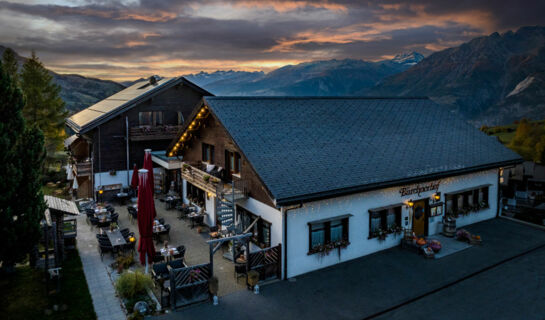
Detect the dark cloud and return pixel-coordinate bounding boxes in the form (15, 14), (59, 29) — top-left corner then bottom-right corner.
(0, 0), (543, 80)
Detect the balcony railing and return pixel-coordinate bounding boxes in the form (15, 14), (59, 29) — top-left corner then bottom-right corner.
(73, 161), (92, 177)
(181, 161), (247, 201)
(129, 125), (182, 141)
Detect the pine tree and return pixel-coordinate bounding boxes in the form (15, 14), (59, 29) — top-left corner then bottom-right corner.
(0, 60), (46, 269)
(20, 51), (67, 155)
(2, 48), (18, 83)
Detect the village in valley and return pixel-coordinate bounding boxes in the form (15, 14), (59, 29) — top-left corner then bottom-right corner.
(1, 1), (545, 320)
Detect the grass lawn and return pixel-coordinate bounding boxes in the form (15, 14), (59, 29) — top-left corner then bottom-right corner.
(0, 250), (96, 320)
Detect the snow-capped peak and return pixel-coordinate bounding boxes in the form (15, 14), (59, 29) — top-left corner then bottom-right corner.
(392, 52), (424, 65)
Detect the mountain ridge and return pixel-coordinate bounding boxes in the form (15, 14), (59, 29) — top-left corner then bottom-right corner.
(368, 26), (545, 125)
(0, 45), (125, 114)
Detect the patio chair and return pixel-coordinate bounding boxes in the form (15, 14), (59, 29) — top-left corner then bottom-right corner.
(153, 252), (165, 263)
(173, 246), (186, 260)
(97, 220), (111, 229)
(158, 218), (165, 225)
(159, 224), (171, 241)
(127, 206), (138, 223)
(106, 205), (114, 212)
(85, 210), (94, 224)
(96, 234), (109, 241)
(89, 216), (99, 228)
(122, 241), (136, 254)
(110, 212), (119, 223)
(97, 240), (114, 260)
(167, 259), (186, 269)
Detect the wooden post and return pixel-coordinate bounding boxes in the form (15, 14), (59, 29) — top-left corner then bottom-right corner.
(209, 242), (214, 278)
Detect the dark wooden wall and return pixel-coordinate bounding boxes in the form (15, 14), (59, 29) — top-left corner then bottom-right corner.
(181, 114), (277, 208)
(89, 84), (204, 172)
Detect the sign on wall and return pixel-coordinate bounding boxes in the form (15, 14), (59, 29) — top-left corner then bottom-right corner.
(399, 181), (440, 197)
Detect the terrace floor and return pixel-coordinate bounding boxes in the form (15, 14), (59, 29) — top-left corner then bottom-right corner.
(159, 217), (545, 320)
(77, 198), (246, 318)
(115, 200), (246, 296)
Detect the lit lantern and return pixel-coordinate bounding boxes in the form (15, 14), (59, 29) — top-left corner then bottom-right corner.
(169, 152), (173, 157)
(129, 236), (135, 243)
(407, 200), (414, 207)
(434, 193), (441, 201)
(98, 189), (104, 195)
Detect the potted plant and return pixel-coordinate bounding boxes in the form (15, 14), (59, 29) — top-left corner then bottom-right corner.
(247, 270), (259, 290)
(209, 276), (219, 305)
(182, 163), (190, 172)
(203, 175), (210, 183)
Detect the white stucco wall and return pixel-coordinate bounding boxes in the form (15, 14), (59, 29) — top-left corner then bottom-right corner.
(94, 167), (163, 189)
(286, 169), (499, 278)
(236, 197), (283, 250)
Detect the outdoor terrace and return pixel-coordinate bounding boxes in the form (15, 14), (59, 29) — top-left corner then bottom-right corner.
(181, 161), (247, 200)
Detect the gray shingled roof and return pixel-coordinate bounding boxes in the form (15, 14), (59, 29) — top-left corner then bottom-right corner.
(204, 97), (522, 205)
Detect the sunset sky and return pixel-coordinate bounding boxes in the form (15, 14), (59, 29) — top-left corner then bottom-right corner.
(0, 0), (543, 81)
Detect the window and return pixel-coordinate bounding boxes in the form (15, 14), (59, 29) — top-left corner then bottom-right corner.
(186, 182), (205, 207)
(154, 111), (163, 126)
(445, 186), (490, 215)
(139, 112), (152, 126)
(138, 111), (163, 126)
(308, 216), (349, 253)
(368, 206), (402, 239)
(177, 112), (184, 125)
(226, 150), (241, 176)
(202, 143), (214, 163)
(238, 206), (271, 248)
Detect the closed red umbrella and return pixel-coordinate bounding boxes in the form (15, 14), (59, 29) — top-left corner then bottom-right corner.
(137, 168), (156, 267)
(130, 164), (139, 189)
(143, 149), (156, 218)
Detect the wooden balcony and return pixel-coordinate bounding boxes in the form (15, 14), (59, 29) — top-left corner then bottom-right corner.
(73, 161), (92, 177)
(181, 162), (247, 200)
(129, 125), (182, 141)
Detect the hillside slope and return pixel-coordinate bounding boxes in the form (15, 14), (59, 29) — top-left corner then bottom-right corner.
(368, 26), (545, 125)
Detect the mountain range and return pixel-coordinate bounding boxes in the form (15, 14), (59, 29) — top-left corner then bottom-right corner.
(3, 25), (545, 125)
(0, 46), (124, 113)
(184, 52), (424, 96)
(368, 26), (545, 125)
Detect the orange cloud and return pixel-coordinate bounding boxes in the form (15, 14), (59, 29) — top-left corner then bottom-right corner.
(233, 0), (347, 12)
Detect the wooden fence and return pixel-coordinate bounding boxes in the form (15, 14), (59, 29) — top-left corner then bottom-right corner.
(247, 244), (281, 282)
(169, 263), (212, 309)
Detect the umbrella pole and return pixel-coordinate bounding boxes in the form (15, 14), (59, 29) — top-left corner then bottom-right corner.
(145, 253), (149, 274)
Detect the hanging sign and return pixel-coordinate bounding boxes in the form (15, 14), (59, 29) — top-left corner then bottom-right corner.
(399, 181), (440, 197)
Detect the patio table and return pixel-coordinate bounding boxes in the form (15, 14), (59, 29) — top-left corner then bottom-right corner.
(105, 229), (126, 247)
(94, 207), (108, 214)
(160, 247), (179, 261)
(187, 213), (205, 229)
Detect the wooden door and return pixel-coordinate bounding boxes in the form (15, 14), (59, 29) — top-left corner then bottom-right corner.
(412, 200), (427, 236)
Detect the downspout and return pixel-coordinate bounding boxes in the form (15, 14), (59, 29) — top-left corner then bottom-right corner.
(126, 116), (130, 187)
(282, 202), (303, 280)
(496, 167), (502, 218)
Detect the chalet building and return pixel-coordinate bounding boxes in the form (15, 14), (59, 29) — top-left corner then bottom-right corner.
(65, 76), (212, 199)
(165, 97), (521, 278)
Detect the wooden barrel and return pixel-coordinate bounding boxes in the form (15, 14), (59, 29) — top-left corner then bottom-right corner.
(442, 218), (456, 237)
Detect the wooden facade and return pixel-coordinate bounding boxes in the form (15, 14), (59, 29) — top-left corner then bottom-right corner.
(67, 80), (208, 198)
(87, 84), (203, 172)
(177, 114), (276, 208)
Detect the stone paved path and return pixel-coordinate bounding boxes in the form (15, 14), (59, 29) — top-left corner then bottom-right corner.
(76, 214), (126, 320)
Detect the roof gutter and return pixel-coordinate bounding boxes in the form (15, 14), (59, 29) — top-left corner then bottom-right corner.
(275, 158), (523, 206)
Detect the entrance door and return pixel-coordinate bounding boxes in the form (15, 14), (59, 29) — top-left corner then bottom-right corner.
(412, 199), (428, 237)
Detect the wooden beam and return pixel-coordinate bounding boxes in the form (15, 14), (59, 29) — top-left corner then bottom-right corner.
(206, 232), (253, 244)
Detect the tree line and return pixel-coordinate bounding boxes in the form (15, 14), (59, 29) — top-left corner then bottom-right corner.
(0, 48), (66, 271)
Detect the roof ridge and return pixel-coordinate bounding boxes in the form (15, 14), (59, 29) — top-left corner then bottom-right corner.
(205, 96), (430, 100)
